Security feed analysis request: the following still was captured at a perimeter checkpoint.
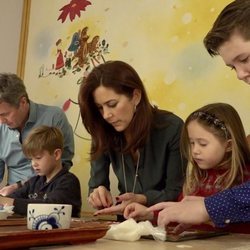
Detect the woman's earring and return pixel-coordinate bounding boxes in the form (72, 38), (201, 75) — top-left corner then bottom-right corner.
(134, 105), (137, 113)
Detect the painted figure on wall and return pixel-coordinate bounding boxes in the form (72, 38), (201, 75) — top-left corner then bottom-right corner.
(55, 39), (65, 77)
(68, 30), (81, 55)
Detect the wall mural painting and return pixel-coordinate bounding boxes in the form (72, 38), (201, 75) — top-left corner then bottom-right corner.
(34, 0), (109, 140)
(38, 26), (109, 81)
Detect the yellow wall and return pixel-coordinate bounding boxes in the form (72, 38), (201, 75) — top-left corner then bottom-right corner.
(22, 0), (250, 212)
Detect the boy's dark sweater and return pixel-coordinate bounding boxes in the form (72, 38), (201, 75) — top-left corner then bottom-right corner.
(9, 167), (82, 217)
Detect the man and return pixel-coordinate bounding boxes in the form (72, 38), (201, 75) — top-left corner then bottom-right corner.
(147, 0), (250, 232)
(0, 73), (74, 195)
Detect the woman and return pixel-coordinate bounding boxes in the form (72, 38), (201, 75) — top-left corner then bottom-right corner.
(78, 60), (185, 215)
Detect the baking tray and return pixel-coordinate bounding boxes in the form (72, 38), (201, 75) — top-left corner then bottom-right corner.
(0, 219), (110, 249)
(164, 230), (229, 241)
(143, 229), (228, 242)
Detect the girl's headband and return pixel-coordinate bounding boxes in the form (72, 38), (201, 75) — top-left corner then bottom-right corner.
(191, 111), (229, 139)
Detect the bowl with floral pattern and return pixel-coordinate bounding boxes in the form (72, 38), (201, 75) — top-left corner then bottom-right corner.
(27, 204), (72, 230)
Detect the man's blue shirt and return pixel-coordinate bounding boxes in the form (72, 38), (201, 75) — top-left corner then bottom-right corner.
(0, 101), (74, 184)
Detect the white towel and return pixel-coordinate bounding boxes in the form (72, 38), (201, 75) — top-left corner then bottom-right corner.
(104, 218), (166, 241)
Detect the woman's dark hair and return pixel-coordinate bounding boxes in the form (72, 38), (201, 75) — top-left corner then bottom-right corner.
(78, 60), (155, 159)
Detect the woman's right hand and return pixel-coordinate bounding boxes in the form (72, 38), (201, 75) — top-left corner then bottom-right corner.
(88, 186), (113, 209)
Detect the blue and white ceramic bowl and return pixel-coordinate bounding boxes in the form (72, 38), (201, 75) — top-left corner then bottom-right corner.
(27, 204), (72, 230)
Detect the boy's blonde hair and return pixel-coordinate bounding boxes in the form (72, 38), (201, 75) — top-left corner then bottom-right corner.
(22, 126), (64, 158)
(181, 103), (250, 195)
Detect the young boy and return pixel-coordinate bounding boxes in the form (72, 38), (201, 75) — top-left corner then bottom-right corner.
(131, 0), (250, 233)
(0, 126), (81, 217)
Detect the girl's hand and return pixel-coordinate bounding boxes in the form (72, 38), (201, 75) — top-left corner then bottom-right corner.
(88, 186), (113, 209)
(124, 202), (153, 221)
(94, 193), (147, 216)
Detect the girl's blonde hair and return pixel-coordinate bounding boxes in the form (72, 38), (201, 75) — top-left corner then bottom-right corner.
(181, 103), (250, 195)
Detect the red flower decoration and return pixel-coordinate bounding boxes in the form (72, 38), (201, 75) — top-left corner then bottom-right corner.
(62, 99), (71, 111)
(58, 0), (91, 23)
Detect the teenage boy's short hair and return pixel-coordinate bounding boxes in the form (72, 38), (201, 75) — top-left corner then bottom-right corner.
(204, 0), (250, 56)
(22, 126), (64, 157)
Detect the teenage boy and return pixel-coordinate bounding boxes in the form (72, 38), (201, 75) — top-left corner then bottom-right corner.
(0, 126), (81, 217)
(147, 0), (250, 232)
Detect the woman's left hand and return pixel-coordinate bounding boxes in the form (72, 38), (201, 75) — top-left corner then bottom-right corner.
(94, 193), (147, 216)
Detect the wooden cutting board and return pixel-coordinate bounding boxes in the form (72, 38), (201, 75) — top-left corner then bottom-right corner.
(0, 220), (110, 249)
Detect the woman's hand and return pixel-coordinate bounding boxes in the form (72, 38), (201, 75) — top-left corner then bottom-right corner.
(124, 202), (153, 221)
(94, 193), (147, 216)
(88, 186), (113, 209)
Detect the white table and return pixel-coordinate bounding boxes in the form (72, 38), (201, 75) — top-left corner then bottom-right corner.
(30, 234), (250, 250)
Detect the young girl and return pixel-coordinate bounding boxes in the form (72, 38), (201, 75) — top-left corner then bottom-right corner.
(124, 103), (250, 233)
(180, 102), (250, 198)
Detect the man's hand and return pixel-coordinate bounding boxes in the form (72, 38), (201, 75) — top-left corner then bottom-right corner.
(0, 183), (18, 196)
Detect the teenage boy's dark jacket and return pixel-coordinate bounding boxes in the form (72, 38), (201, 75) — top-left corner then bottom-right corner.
(8, 168), (82, 217)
